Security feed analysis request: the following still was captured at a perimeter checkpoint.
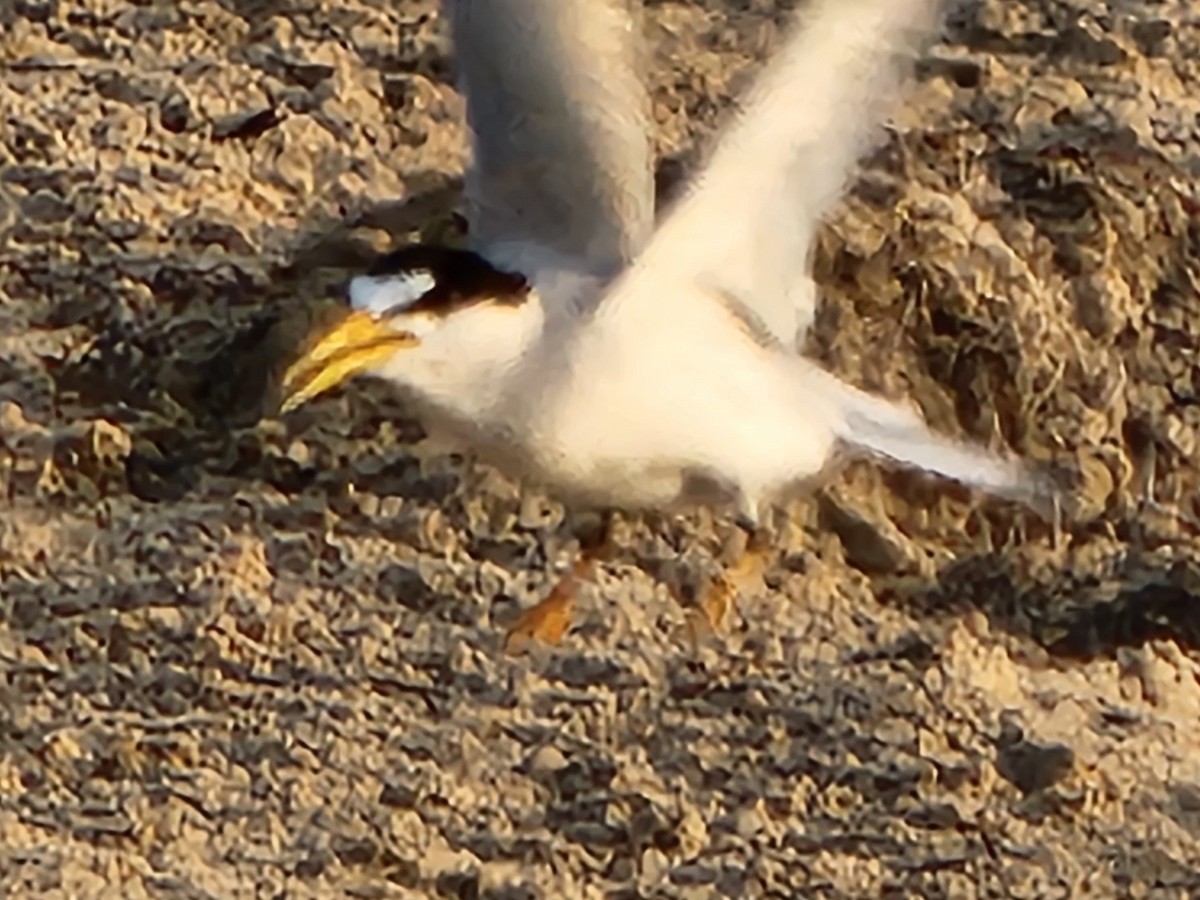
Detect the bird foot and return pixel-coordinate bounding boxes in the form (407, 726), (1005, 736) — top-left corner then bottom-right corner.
(683, 571), (736, 642)
(682, 526), (773, 645)
(503, 557), (593, 654)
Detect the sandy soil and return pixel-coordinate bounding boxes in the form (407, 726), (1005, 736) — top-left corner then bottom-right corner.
(2, 0), (1200, 897)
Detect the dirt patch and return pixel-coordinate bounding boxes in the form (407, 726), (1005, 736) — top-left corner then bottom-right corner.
(2, 0), (1199, 897)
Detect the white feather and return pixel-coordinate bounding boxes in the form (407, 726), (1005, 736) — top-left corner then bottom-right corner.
(631, 0), (945, 347)
(338, 0), (1056, 524)
(445, 0), (654, 280)
(349, 272), (436, 317)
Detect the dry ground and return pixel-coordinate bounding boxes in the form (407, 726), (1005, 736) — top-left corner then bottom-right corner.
(2, 0), (1200, 897)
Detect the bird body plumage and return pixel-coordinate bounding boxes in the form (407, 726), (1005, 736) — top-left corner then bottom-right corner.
(280, 0), (1057, 580)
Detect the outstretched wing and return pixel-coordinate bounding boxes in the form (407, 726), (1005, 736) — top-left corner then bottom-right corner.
(444, 0), (655, 281)
(625, 0), (946, 346)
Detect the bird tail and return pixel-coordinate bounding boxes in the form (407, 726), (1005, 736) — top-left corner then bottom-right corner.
(805, 364), (1057, 514)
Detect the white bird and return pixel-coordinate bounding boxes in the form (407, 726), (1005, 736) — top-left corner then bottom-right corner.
(279, 0), (1058, 648)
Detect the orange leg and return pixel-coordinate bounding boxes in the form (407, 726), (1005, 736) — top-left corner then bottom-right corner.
(685, 521), (773, 640)
(504, 513), (773, 652)
(503, 512), (614, 654)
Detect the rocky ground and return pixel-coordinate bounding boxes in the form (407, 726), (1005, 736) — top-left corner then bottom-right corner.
(2, 0), (1200, 897)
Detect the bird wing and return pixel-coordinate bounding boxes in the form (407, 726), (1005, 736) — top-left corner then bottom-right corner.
(619, 0), (946, 346)
(444, 0), (655, 282)
(583, 0), (1056, 507)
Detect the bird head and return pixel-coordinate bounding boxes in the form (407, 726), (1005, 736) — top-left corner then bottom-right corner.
(278, 245), (532, 414)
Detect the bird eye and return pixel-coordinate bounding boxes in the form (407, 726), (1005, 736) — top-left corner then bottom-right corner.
(348, 271), (436, 318)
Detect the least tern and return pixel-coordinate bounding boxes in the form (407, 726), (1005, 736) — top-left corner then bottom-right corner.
(280, 0), (1057, 648)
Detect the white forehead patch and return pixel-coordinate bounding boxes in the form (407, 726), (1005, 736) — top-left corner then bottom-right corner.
(349, 270), (436, 317)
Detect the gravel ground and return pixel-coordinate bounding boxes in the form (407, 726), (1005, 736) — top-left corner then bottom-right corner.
(2, 0), (1200, 897)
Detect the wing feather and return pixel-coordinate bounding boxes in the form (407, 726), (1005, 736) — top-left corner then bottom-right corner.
(625, 0), (947, 345)
(444, 0), (655, 280)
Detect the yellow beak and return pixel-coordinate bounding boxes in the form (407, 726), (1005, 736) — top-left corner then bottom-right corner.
(278, 308), (418, 413)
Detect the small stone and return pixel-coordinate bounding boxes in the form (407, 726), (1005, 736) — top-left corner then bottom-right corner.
(875, 717), (917, 746)
(817, 493), (911, 574)
(670, 863), (718, 886)
(212, 106), (282, 141)
(21, 189), (71, 223)
(382, 75), (415, 110)
(272, 55), (334, 89)
(435, 869), (480, 900)
(377, 564), (436, 613)
(332, 835), (378, 867)
(1131, 19), (1172, 56)
(379, 782), (418, 809)
(563, 821), (624, 847)
(905, 802), (963, 830)
(733, 802), (768, 839)
(160, 92), (194, 132)
(997, 738), (1075, 795)
(526, 744), (567, 778)
(293, 851), (327, 879)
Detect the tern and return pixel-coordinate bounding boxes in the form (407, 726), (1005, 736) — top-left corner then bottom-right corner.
(278, 0), (1057, 649)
